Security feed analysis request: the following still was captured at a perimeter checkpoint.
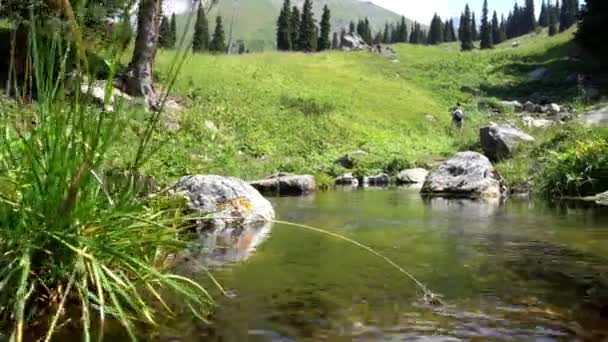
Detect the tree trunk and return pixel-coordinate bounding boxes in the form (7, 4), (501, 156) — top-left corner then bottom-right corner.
(125, 0), (162, 109)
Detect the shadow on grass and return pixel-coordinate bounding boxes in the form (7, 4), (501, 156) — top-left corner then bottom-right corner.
(479, 40), (606, 104)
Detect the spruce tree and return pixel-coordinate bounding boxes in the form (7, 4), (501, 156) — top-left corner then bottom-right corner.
(539, 0), (548, 26)
(443, 19), (451, 42)
(158, 15), (172, 48)
(460, 4), (474, 50)
(298, 0), (316, 52)
(428, 13), (443, 45)
(276, 0), (292, 51)
(340, 28), (346, 48)
(192, 3), (210, 52)
(170, 13), (177, 46)
(312, 25), (319, 51)
(382, 23), (390, 43)
(458, 13), (465, 40)
(471, 11), (478, 40)
(548, 0), (559, 35)
(576, 0), (607, 59)
(290, 6), (301, 50)
(499, 15), (507, 42)
(349, 21), (356, 34)
(399, 16), (408, 42)
(525, 0), (536, 32)
(560, 0), (578, 31)
(409, 23), (417, 43)
(332, 32), (339, 49)
(391, 24), (399, 43)
(480, 0), (493, 49)
(364, 17), (372, 43)
(491, 11), (501, 44)
(318, 5), (331, 51)
(449, 19), (457, 41)
(210, 16), (226, 53)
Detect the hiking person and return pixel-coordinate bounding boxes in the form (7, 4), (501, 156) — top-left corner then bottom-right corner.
(451, 103), (464, 131)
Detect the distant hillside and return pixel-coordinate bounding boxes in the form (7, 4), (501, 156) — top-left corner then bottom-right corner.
(175, 0), (414, 51)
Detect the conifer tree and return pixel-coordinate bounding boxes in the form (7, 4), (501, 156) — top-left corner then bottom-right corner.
(548, 0), (559, 35)
(365, 17), (372, 43)
(312, 25), (319, 51)
(332, 32), (339, 49)
(449, 19), (457, 41)
(428, 13), (444, 45)
(499, 15), (507, 42)
(480, 0), (493, 49)
(576, 0), (606, 59)
(340, 28), (346, 48)
(458, 13), (465, 40)
(472, 11), (478, 40)
(525, 0), (536, 32)
(491, 11), (501, 44)
(560, 0), (578, 31)
(539, 0), (548, 26)
(443, 19), (451, 42)
(391, 24), (399, 43)
(290, 6), (301, 50)
(460, 4), (474, 50)
(210, 16), (226, 53)
(399, 16), (408, 42)
(158, 15), (173, 48)
(409, 23), (417, 43)
(349, 21), (356, 34)
(298, 0), (316, 51)
(276, 0), (292, 51)
(193, 3), (210, 52)
(318, 5), (331, 51)
(383, 23), (390, 43)
(170, 13), (177, 46)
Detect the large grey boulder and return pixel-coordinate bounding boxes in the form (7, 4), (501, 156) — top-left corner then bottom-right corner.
(335, 173), (359, 186)
(480, 124), (535, 161)
(396, 168), (429, 184)
(581, 105), (608, 127)
(250, 173), (316, 196)
(522, 115), (555, 128)
(340, 33), (370, 51)
(500, 100), (523, 112)
(169, 175), (275, 229)
(366, 173), (390, 186)
(421, 152), (507, 199)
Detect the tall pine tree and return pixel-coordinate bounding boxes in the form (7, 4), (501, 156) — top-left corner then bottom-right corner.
(560, 0), (578, 31)
(491, 11), (501, 44)
(460, 4), (474, 50)
(298, 0), (316, 52)
(349, 21), (356, 34)
(480, 0), (493, 49)
(317, 5), (331, 51)
(210, 16), (226, 53)
(576, 0), (607, 59)
(525, 0), (537, 32)
(472, 11), (478, 40)
(290, 6), (301, 50)
(192, 4), (210, 52)
(427, 13), (444, 45)
(276, 0), (292, 51)
(332, 32), (339, 49)
(170, 13), (177, 46)
(548, 0), (559, 35)
(158, 16), (173, 48)
(383, 23), (390, 43)
(539, 0), (548, 26)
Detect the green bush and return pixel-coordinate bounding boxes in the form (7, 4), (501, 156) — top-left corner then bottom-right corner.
(536, 138), (608, 197)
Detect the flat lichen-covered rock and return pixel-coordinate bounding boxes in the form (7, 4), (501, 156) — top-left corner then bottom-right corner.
(480, 124), (535, 161)
(169, 175), (275, 229)
(421, 152), (507, 199)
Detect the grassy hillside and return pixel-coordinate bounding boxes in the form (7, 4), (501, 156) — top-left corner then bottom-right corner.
(134, 27), (606, 190)
(176, 0), (410, 51)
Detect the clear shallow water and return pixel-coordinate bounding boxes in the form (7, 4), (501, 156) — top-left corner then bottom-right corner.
(165, 187), (608, 341)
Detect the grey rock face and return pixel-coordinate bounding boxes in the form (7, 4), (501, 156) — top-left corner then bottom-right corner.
(366, 173), (390, 186)
(480, 124), (535, 161)
(169, 175), (275, 229)
(396, 168), (429, 184)
(250, 173), (316, 196)
(421, 152), (507, 199)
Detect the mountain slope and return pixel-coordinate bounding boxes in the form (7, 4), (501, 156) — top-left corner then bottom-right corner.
(175, 0), (413, 51)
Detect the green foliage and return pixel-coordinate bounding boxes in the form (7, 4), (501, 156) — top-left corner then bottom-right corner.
(317, 5), (331, 51)
(427, 14), (444, 45)
(479, 0), (493, 50)
(576, 0), (607, 61)
(210, 16), (226, 53)
(276, 0), (292, 51)
(298, 0), (316, 52)
(159, 15), (174, 49)
(290, 6), (301, 50)
(192, 4), (210, 53)
(0, 15), (213, 340)
(536, 138), (608, 198)
(460, 5), (474, 51)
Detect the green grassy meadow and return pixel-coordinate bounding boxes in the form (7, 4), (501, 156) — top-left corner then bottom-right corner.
(136, 27), (606, 194)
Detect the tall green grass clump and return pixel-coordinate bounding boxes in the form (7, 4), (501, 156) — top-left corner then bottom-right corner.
(0, 10), (211, 342)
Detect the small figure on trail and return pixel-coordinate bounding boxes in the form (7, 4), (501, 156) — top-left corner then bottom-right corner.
(451, 103), (464, 131)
